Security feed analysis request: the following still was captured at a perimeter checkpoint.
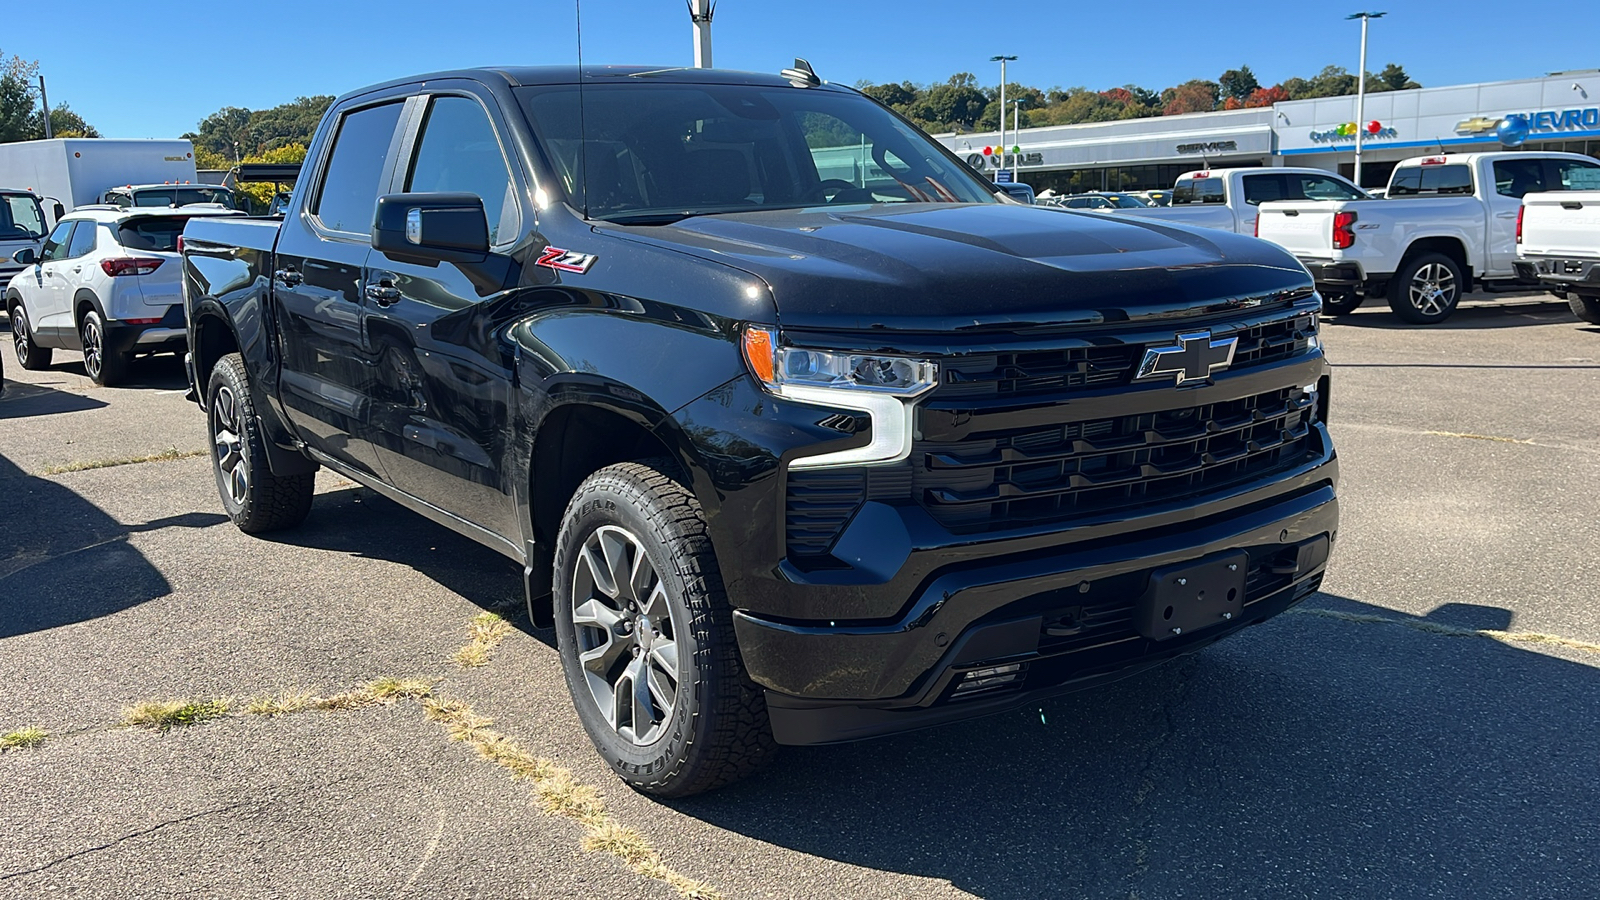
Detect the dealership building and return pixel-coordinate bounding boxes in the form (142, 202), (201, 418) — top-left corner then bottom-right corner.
(936, 70), (1600, 194)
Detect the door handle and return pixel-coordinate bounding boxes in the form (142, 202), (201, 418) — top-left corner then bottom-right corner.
(1495, 212), (1518, 219)
(274, 268), (304, 286)
(364, 284), (402, 306)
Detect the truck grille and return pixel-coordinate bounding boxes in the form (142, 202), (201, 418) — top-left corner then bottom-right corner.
(937, 312), (1316, 400)
(915, 385), (1319, 532)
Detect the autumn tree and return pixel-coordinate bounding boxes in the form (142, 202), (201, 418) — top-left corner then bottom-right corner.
(1162, 80), (1220, 115)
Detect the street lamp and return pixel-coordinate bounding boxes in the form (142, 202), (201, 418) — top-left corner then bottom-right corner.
(1012, 100), (1023, 182)
(991, 55), (1017, 181)
(1347, 11), (1385, 188)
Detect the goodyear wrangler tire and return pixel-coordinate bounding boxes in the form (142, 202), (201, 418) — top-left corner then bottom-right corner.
(553, 459), (775, 797)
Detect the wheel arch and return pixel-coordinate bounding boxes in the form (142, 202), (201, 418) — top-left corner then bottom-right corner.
(190, 304), (242, 412)
(1398, 237), (1473, 289)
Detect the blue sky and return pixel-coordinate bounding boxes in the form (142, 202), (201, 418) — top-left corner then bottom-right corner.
(12, 0), (1600, 139)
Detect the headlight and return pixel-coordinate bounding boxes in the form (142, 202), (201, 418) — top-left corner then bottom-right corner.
(742, 325), (938, 469)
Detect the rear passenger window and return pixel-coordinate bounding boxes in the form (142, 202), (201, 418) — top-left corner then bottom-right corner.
(405, 96), (520, 245)
(314, 102), (404, 234)
(1241, 175), (1285, 205)
(1493, 159), (1545, 198)
(65, 222), (97, 258)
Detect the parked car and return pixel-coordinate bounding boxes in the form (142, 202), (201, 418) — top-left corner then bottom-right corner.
(0, 138), (202, 212)
(0, 189), (54, 291)
(1111, 168), (1369, 239)
(7, 207), (241, 385)
(1516, 188), (1600, 324)
(99, 183), (239, 210)
(1256, 152), (1600, 322)
(181, 63), (1336, 798)
(1133, 189), (1174, 207)
(1053, 191), (1151, 210)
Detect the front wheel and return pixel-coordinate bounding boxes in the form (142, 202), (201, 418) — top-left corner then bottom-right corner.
(1387, 253), (1464, 324)
(11, 303), (52, 370)
(80, 309), (127, 387)
(1569, 293), (1600, 325)
(553, 459), (775, 797)
(207, 353), (314, 533)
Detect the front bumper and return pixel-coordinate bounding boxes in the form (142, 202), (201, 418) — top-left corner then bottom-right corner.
(1516, 256), (1600, 292)
(738, 478), (1336, 745)
(103, 305), (187, 357)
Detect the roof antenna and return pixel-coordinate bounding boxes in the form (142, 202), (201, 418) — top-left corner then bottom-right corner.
(575, 0), (590, 219)
(782, 58), (821, 88)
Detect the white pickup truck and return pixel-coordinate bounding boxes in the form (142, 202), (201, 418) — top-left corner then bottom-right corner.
(1516, 189), (1600, 324)
(1256, 152), (1600, 323)
(1111, 167), (1369, 235)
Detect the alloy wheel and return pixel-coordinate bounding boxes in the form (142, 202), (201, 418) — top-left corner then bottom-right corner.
(211, 385), (249, 506)
(82, 316), (103, 381)
(570, 524), (681, 745)
(1408, 263), (1458, 316)
(11, 312), (26, 365)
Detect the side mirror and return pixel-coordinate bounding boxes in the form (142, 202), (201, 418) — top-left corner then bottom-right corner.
(12, 247), (36, 266)
(52, 202), (65, 222)
(372, 193), (489, 265)
(994, 183), (1035, 205)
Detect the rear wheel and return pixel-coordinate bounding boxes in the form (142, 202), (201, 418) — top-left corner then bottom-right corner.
(80, 309), (127, 387)
(207, 352), (314, 533)
(10, 303), (52, 370)
(553, 459), (775, 797)
(1387, 253), (1464, 324)
(1569, 293), (1600, 325)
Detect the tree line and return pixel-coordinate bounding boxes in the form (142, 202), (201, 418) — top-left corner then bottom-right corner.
(0, 51), (99, 141)
(858, 63), (1422, 135)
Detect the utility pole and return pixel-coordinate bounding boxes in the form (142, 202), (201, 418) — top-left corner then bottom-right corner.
(38, 76), (53, 140)
(689, 0), (715, 69)
(990, 55), (1016, 180)
(1012, 101), (1021, 182)
(1348, 11), (1385, 188)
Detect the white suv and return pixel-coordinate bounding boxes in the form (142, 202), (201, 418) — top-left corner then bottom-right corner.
(6, 207), (240, 385)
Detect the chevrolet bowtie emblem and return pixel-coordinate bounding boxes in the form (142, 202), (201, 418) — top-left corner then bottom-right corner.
(1136, 331), (1238, 386)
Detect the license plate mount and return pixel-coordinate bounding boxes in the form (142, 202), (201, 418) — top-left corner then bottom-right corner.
(1136, 552), (1248, 641)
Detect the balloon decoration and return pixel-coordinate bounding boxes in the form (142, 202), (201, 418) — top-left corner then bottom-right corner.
(1496, 115), (1530, 148)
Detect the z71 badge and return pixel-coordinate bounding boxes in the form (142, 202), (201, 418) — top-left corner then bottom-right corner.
(536, 247), (598, 274)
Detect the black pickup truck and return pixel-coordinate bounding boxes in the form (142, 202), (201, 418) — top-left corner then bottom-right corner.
(181, 64), (1338, 797)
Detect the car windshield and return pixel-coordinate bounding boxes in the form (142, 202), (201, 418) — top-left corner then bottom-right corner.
(1, 193), (47, 240)
(1111, 194), (1151, 208)
(517, 82), (997, 221)
(133, 187), (237, 209)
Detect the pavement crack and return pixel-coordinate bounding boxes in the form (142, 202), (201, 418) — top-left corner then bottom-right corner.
(1123, 657), (1201, 899)
(0, 801), (252, 881)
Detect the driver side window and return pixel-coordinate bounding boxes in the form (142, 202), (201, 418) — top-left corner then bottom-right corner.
(38, 221), (74, 262)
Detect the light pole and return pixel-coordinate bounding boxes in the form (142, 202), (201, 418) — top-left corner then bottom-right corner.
(1348, 11), (1385, 188)
(991, 55), (1016, 181)
(1012, 100), (1022, 182)
(689, 0), (715, 69)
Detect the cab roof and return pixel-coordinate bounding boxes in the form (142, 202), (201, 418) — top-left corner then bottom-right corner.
(345, 65), (844, 99)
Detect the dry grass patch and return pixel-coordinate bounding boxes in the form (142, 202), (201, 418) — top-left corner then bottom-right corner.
(245, 693), (314, 717)
(1, 726), (48, 752)
(314, 676), (433, 711)
(419, 694), (720, 899)
(42, 447), (207, 476)
(452, 612), (514, 669)
(123, 699), (230, 731)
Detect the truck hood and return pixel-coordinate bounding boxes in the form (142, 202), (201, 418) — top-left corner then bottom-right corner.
(604, 203), (1312, 333)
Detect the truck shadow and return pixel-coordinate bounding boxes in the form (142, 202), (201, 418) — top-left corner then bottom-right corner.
(0, 450), (222, 638)
(1327, 296), (1576, 330)
(666, 592), (1600, 900)
(0, 380), (109, 418)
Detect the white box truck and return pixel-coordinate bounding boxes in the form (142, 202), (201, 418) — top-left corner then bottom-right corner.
(0, 139), (201, 212)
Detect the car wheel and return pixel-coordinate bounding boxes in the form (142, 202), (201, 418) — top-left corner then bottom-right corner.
(1568, 293), (1600, 326)
(80, 309), (127, 387)
(1320, 292), (1364, 315)
(1387, 253), (1464, 324)
(553, 459), (776, 798)
(10, 303), (52, 370)
(207, 352), (314, 533)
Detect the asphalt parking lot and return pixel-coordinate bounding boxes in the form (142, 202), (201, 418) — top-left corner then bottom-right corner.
(3, 293), (1598, 899)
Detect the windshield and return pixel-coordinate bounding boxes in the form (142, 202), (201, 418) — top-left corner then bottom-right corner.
(132, 187), (237, 209)
(517, 82), (996, 221)
(1, 193), (47, 241)
(1111, 194), (1151, 208)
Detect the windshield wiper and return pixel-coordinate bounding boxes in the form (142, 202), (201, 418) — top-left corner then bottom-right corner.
(595, 212), (700, 226)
